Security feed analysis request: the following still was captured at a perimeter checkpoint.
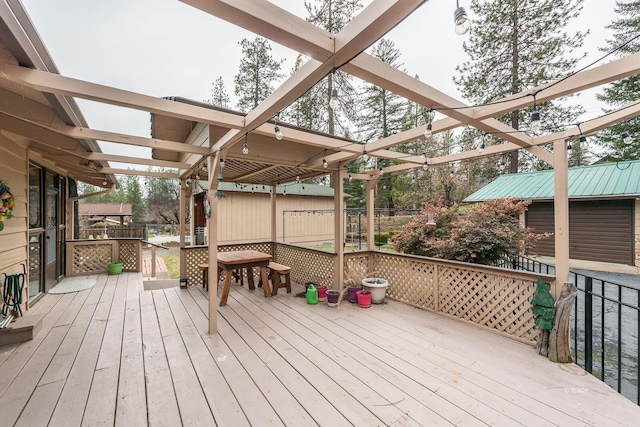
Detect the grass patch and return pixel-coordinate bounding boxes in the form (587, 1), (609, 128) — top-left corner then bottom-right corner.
(161, 253), (181, 279)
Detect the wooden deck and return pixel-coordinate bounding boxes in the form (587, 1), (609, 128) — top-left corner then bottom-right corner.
(1, 273), (639, 426)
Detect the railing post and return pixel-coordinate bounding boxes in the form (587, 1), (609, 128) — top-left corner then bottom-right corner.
(584, 276), (593, 373)
(151, 245), (157, 279)
(434, 264), (439, 312)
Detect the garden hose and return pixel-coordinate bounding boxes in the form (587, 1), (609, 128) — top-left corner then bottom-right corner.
(2, 271), (24, 318)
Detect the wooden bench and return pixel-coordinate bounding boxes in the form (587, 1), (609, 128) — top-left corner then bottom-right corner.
(268, 262), (291, 295)
(199, 263), (240, 291)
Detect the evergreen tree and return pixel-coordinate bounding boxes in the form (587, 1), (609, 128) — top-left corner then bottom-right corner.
(124, 174), (147, 222)
(596, 0), (640, 161)
(454, 0), (587, 172)
(282, 55), (327, 130)
(205, 76), (231, 108)
(358, 38), (407, 210)
(303, 0), (363, 136)
(147, 170), (180, 224)
(234, 37), (284, 112)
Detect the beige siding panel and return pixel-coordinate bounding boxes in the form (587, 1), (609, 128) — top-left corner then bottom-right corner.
(0, 134), (28, 313)
(215, 192), (337, 245)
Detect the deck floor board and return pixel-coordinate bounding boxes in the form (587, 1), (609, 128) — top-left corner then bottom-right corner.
(0, 273), (639, 426)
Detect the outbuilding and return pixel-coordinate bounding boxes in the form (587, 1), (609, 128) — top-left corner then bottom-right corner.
(464, 161), (640, 266)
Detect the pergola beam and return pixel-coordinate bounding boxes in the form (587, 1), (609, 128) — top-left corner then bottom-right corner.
(99, 168), (180, 179)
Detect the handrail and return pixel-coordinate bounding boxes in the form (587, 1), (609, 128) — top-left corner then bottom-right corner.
(142, 240), (169, 278)
(142, 240), (169, 250)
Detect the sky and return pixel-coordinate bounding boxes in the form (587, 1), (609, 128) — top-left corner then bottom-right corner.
(19, 0), (619, 168)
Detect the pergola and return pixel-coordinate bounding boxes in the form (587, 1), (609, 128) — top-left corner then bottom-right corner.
(1, 0), (639, 333)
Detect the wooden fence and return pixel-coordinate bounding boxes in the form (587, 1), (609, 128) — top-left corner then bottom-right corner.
(79, 225), (147, 240)
(66, 239), (142, 276)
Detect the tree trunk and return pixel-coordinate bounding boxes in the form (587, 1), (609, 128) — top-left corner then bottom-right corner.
(548, 282), (577, 363)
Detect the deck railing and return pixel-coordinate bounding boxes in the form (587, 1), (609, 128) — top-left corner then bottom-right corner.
(180, 243), (553, 344)
(500, 254), (640, 405)
(65, 238), (142, 276)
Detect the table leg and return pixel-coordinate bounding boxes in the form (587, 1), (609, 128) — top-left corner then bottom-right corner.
(219, 270), (234, 306)
(246, 267), (256, 290)
(260, 266), (271, 298)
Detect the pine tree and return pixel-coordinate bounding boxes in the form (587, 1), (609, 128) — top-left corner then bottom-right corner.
(359, 38), (407, 210)
(596, 0), (640, 161)
(303, 0), (363, 136)
(454, 0), (587, 172)
(205, 76), (231, 108)
(234, 37), (284, 112)
(124, 174), (147, 223)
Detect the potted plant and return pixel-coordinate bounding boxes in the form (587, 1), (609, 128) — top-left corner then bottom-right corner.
(362, 276), (389, 304)
(108, 260), (123, 275)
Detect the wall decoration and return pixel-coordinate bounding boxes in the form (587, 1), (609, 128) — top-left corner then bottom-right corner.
(0, 179), (17, 232)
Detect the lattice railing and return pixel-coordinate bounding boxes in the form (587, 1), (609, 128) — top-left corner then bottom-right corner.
(344, 253), (371, 287)
(66, 239), (144, 276)
(274, 243), (334, 288)
(373, 252), (552, 344)
(119, 240), (140, 271)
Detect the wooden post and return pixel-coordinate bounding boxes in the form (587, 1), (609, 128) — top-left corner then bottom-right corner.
(271, 184), (277, 256)
(179, 179), (187, 280)
(548, 282), (577, 363)
(207, 148), (221, 334)
(553, 139), (570, 298)
(150, 245), (157, 279)
(333, 168), (345, 292)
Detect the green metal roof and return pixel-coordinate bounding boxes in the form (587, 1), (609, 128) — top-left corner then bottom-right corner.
(464, 160), (640, 202)
(196, 181), (350, 197)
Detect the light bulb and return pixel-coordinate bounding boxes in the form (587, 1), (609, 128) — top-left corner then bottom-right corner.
(102, 177), (107, 186)
(220, 158), (225, 168)
(422, 161), (428, 171)
(622, 132), (632, 145)
(424, 123), (432, 138)
(195, 173), (200, 180)
(530, 111), (541, 133)
(579, 134), (587, 148)
(454, 6), (471, 35)
(477, 142), (485, 154)
(242, 142), (249, 155)
(450, 169), (454, 177)
(567, 142), (573, 155)
(349, 174), (353, 182)
(323, 158), (328, 168)
(329, 88), (339, 109)
(362, 148), (368, 161)
(296, 174), (300, 182)
(274, 125), (283, 140)
(379, 167), (384, 176)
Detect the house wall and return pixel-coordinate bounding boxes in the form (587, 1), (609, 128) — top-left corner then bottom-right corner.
(0, 134), (29, 312)
(213, 192), (336, 245)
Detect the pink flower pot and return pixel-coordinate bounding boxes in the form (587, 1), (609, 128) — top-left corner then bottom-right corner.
(317, 286), (328, 302)
(356, 290), (371, 308)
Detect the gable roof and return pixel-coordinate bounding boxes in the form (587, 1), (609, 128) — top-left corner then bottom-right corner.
(464, 160), (640, 202)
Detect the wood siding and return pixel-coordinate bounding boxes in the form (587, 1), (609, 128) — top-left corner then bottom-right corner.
(526, 200), (634, 265)
(0, 134), (28, 310)
(211, 192), (337, 245)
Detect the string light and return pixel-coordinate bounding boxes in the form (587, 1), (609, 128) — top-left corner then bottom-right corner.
(530, 90), (541, 133)
(567, 141), (573, 156)
(242, 134), (249, 155)
(454, 0), (471, 35)
(329, 88), (339, 110)
(379, 167), (384, 176)
(424, 122), (433, 138)
(477, 141), (485, 154)
(422, 160), (429, 171)
(274, 112), (283, 140)
(220, 157), (225, 168)
(102, 176), (107, 186)
(622, 132), (633, 145)
(349, 174), (353, 182)
(362, 145), (368, 161)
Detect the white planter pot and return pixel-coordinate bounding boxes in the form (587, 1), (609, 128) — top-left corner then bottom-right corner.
(362, 278), (388, 304)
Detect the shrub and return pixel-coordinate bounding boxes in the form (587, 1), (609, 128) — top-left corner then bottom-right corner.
(390, 199), (550, 265)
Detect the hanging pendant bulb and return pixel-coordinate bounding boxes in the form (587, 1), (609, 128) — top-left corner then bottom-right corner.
(379, 167), (384, 176)
(424, 123), (433, 138)
(329, 88), (339, 110)
(567, 142), (573, 156)
(454, 1), (471, 35)
(242, 142), (249, 155)
(348, 174), (353, 182)
(102, 176), (108, 186)
(621, 132), (633, 145)
(530, 111), (541, 133)
(323, 158), (328, 168)
(195, 172), (200, 180)
(220, 158), (225, 168)
(274, 125), (283, 140)
(362, 147), (368, 161)
(477, 142), (485, 154)
(296, 173), (300, 183)
(422, 160), (429, 171)
(450, 169), (455, 177)
(579, 134), (587, 148)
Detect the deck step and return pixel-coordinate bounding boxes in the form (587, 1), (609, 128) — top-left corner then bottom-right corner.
(0, 312), (44, 346)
